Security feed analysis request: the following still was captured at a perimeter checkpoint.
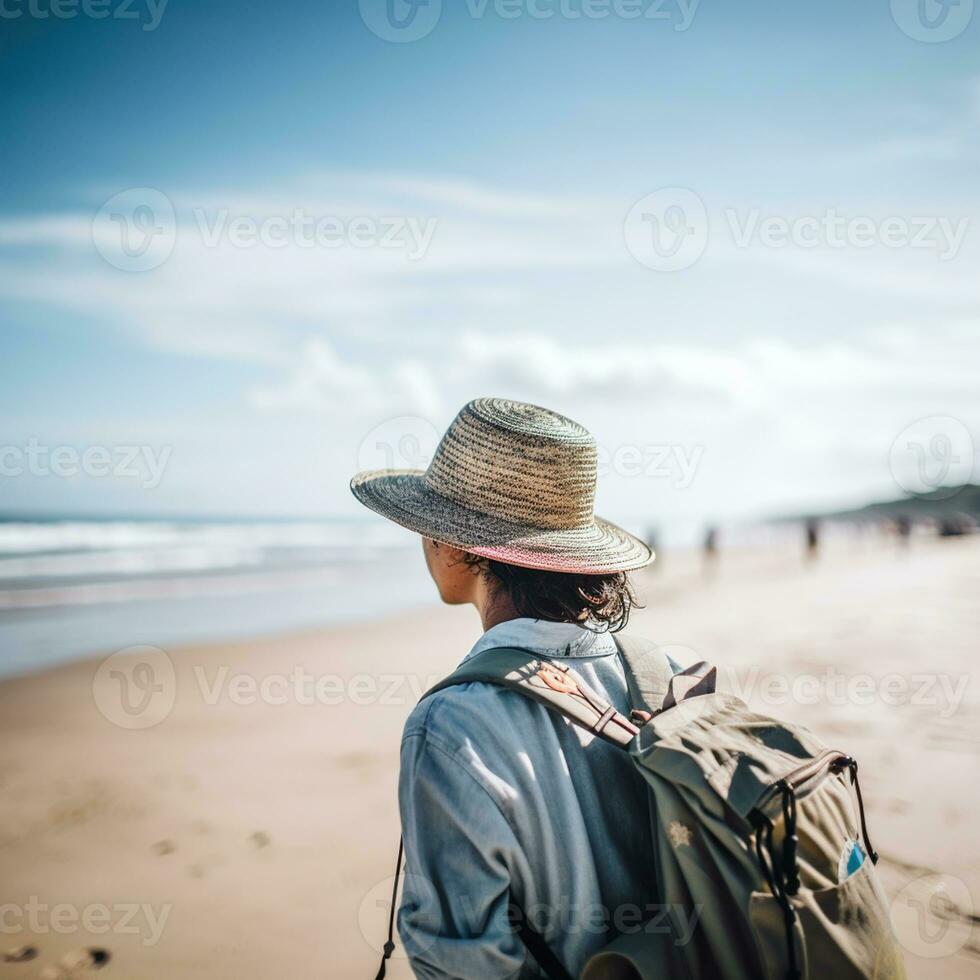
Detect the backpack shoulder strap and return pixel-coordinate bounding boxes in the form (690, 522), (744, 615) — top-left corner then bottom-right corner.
(421, 646), (639, 748)
(612, 634), (678, 716)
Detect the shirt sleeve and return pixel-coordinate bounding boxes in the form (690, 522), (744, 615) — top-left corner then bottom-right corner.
(397, 727), (530, 980)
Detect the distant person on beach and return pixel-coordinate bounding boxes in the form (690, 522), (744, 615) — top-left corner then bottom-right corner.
(939, 515), (968, 537)
(702, 524), (718, 569)
(895, 514), (912, 546)
(805, 518), (820, 560)
(351, 399), (660, 978)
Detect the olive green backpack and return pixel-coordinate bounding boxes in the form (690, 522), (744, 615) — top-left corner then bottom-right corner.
(378, 635), (906, 980)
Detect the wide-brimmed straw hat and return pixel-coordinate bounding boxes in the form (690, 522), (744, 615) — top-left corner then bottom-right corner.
(350, 397), (654, 574)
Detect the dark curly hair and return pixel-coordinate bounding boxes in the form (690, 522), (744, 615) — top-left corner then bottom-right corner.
(462, 553), (639, 632)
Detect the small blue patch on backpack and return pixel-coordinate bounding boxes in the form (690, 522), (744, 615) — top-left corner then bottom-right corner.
(838, 839), (866, 882)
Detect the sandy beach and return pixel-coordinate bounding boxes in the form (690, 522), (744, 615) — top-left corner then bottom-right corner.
(1, 534), (978, 979)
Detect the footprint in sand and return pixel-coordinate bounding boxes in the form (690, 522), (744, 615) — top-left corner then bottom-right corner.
(153, 827), (271, 879)
(2, 945), (38, 962)
(36, 947), (110, 978)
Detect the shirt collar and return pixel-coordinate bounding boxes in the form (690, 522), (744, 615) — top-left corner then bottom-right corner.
(462, 617), (617, 665)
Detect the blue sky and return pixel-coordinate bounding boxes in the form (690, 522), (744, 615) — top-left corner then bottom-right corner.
(1, 0), (978, 533)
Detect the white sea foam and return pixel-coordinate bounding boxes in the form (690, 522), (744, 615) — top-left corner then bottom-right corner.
(0, 518), (413, 607)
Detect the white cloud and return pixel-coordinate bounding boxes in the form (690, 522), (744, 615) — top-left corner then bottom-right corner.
(248, 337), (442, 417)
(247, 321), (980, 434)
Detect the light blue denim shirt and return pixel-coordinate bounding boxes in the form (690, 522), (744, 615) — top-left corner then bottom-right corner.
(398, 619), (660, 979)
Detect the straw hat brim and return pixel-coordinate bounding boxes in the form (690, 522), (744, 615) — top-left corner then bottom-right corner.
(350, 469), (654, 574)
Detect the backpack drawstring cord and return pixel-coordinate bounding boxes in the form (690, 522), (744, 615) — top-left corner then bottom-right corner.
(758, 759), (878, 980)
(781, 785), (801, 896)
(374, 836), (403, 980)
(847, 759), (879, 865)
(754, 788), (802, 980)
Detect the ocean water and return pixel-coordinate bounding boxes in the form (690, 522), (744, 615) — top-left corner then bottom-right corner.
(0, 517), (436, 679)
(0, 514), (826, 680)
